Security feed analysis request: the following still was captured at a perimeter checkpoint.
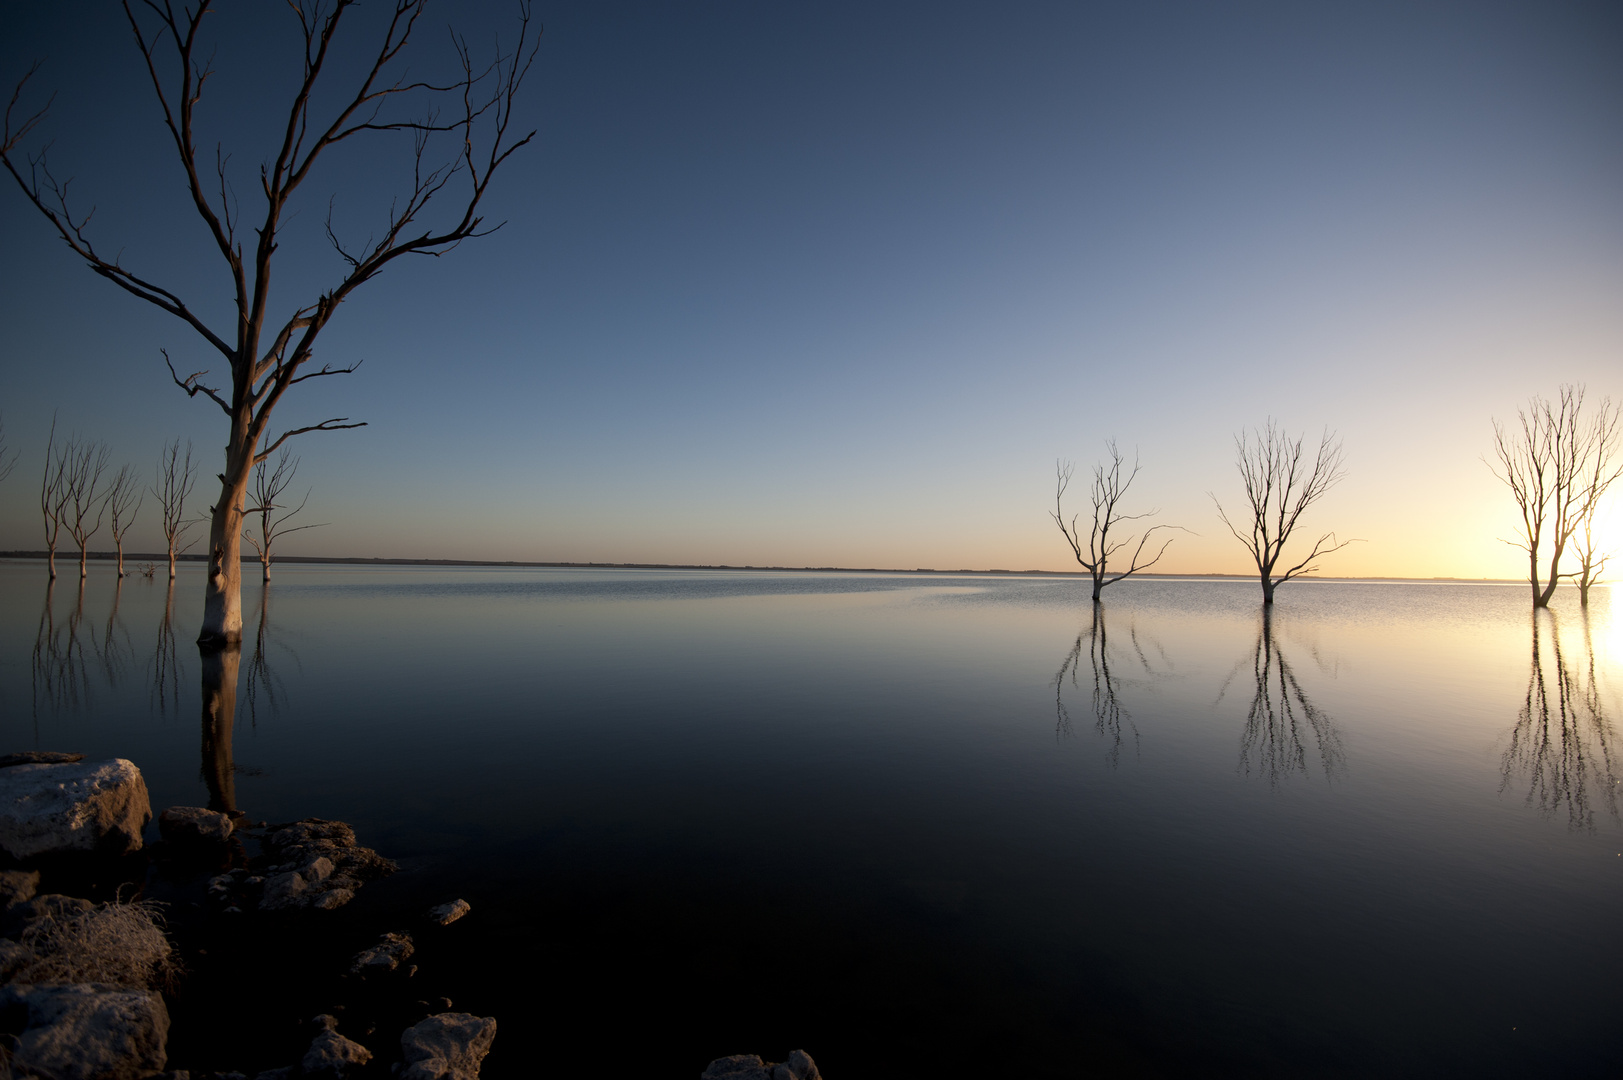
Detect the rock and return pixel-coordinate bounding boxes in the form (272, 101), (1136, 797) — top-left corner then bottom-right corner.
(702, 1051), (822, 1080)
(0, 751), (85, 768)
(301, 1026), (373, 1079)
(0, 867), (41, 906)
(350, 932), (415, 975)
(0, 937), (29, 979)
(0, 758), (151, 858)
(399, 1012), (498, 1080)
(254, 819), (396, 911)
(159, 806), (234, 844)
(427, 899), (471, 926)
(0, 982), (170, 1080)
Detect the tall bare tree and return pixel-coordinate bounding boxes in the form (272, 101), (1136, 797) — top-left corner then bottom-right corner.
(3, 0), (539, 645)
(1562, 396), (1621, 608)
(1490, 386), (1621, 608)
(1212, 422), (1355, 604)
(106, 463), (144, 578)
(62, 437), (112, 581)
(243, 446), (324, 583)
(39, 418), (69, 580)
(1052, 441), (1180, 602)
(152, 439), (200, 581)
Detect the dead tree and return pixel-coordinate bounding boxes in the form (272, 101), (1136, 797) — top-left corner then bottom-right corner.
(0, 414), (17, 483)
(1052, 441), (1180, 602)
(1490, 386), (1621, 608)
(1212, 422), (1355, 604)
(152, 439), (200, 580)
(39, 418), (68, 580)
(61, 437), (111, 580)
(106, 463), (144, 578)
(243, 446), (325, 583)
(1562, 395), (1621, 607)
(3, 0), (539, 645)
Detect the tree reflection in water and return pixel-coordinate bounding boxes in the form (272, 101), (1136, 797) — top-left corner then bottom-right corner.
(1053, 601), (1167, 765)
(200, 643), (241, 816)
(244, 584), (298, 726)
(32, 579), (92, 717)
(1500, 610), (1619, 830)
(151, 580), (186, 717)
(1220, 606), (1345, 786)
(97, 577), (136, 690)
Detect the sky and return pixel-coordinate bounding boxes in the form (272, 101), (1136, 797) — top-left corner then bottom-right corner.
(1, 0), (1620, 577)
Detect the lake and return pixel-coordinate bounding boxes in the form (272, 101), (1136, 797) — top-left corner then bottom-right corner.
(2, 561), (1619, 1078)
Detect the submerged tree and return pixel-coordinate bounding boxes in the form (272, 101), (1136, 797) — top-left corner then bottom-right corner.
(61, 438), (111, 581)
(1212, 422), (1355, 604)
(152, 440), (200, 581)
(1052, 441), (1181, 602)
(243, 446), (324, 583)
(39, 419), (68, 580)
(3, 0), (539, 645)
(1561, 396), (1621, 608)
(106, 463), (144, 579)
(1490, 386), (1621, 608)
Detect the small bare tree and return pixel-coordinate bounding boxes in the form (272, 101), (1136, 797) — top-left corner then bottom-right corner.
(39, 418), (69, 580)
(1052, 441), (1180, 602)
(106, 464), (144, 578)
(243, 446), (325, 583)
(1212, 422), (1355, 604)
(3, 0), (539, 646)
(1562, 396), (1621, 608)
(61, 437), (112, 580)
(0, 413), (17, 483)
(1490, 386), (1621, 608)
(152, 440), (200, 580)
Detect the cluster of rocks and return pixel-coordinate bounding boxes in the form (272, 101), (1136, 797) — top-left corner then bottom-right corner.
(206, 819), (397, 913)
(229, 1009), (496, 1080)
(702, 1050), (824, 1080)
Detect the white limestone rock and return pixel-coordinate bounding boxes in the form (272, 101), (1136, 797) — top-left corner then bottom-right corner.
(399, 1012), (498, 1080)
(427, 899), (471, 926)
(158, 805), (234, 844)
(0, 759), (151, 858)
(0, 982), (170, 1080)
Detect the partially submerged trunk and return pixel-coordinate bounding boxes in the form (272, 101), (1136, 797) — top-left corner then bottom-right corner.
(199, 643), (241, 816)
(199, 428), (254, 647)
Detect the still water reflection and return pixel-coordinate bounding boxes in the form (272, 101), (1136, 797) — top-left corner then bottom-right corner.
(2, 562), (1620, 1078)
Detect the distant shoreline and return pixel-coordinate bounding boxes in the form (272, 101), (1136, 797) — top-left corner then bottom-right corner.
(0, 551), (1524, 584)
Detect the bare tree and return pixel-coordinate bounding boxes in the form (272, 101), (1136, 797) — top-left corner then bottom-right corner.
(152, 439), (200, 580)
(106, 463), (144, 579)
(1562, 397), (1621, 608)
(0, 414), (17, 483)
(61, 437), (112, 581)
(1212, 422), (1355, 604)
(1490, 386), (1621, 608)
(3, 0), (539, 645)
(39, 418), (69, 580)
(243, 446), (325, 583)
(1052, 441), (1180, 602)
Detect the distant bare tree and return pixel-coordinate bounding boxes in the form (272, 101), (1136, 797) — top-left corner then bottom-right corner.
(39, 418), (69, 580)
(1563, 397), (1621, 608)
(243, 447), (325, 583)
(2, 0), (539, 646)
(152, 440), (200, 580)
(1212, 423), (1355, 604)
(61, 437), (111, 580)
(1052, 441), (1180, 602)
(1490, 386), (1621, 608)
(106, 463), (144, 579)
(0, 414), (18, 482)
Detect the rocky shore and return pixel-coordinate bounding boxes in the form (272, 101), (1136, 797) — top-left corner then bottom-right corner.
(0, 752), (824, 1080)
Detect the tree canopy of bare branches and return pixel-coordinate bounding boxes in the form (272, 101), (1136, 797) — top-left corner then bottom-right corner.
(152, 439), (200, 581)
(61, 437), (112, 581)
(1490, 386), (1621, 608)
(1212, 423), (1355, 604)
(243, 446), (325, 583)
(2, 0), (539, 646)
(107, 463), (144, 579)
(1052, 441), (1181, 602)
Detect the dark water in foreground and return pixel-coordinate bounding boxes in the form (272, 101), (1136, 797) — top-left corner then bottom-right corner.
(3, 561), (1620, 1078)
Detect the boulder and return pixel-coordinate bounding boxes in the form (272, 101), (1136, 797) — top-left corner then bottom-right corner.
(0, 867), (41, 906)
(301, 1025), (373, 1079)
(702, 1050), (822, 1080)
(159, 806), (235, 844)
(0, 759), (151, 858)
(427, 899), (471, 926)
(350, 931), (415, 975)
(254, 819), (396, 911)
(0, 982), (170, 1080)
(399, 1012), (498, 1080)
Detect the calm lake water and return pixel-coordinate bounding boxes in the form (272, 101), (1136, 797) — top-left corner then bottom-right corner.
(2, 560), (1620, 1078)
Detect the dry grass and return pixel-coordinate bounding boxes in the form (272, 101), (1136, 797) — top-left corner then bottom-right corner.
(9, 898), (177, 991)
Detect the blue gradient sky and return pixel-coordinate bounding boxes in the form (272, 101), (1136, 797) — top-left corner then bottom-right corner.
(2, 1), (1620, 576)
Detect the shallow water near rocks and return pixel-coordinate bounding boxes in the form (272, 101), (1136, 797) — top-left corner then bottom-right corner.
(3, 561), (1620, 1078)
